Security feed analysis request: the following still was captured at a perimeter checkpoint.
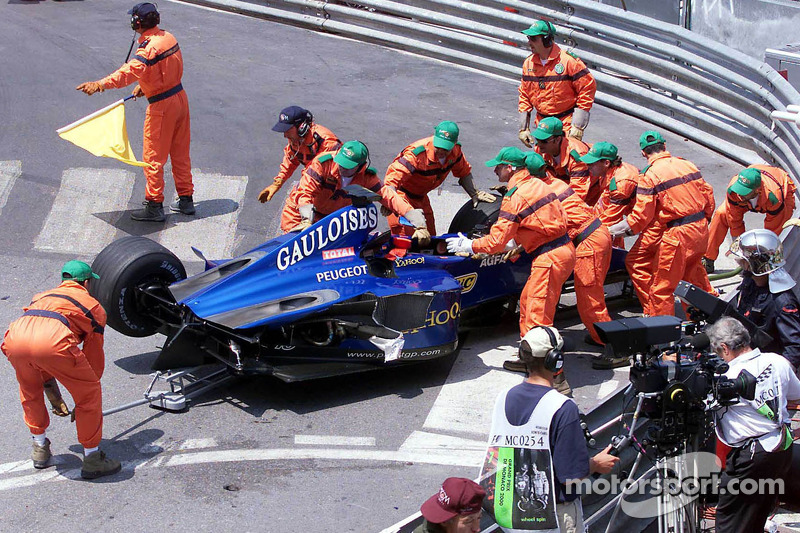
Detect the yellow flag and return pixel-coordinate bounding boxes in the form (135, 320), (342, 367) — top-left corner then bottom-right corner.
(57, 99), (152, 169)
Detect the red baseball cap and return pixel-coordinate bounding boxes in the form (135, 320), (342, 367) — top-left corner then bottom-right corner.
(420, 478), (486, 524)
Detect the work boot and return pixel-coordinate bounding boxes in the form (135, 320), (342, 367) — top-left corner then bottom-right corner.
(169, 195), (196, 215)
(701, 256), (715, 274)
(584, 333), (603, 348)
(553, 371), (572, 397)
(32, 439), (51, 469)
(502, 358), (527, 373)
(130, 200), (165, 222)
(592, 355), (631, 370)
(81, 450), (121, 480)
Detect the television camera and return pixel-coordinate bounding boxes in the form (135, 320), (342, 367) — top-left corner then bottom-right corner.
(595, 315), (756, 457)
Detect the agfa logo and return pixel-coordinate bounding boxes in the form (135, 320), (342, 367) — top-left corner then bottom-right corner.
(479, 255), (507, 268)
(455, 273), (478, 293)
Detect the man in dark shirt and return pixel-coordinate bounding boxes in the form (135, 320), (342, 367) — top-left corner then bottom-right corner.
(729, 229), (800, 369)
(485, 327), (618, 532)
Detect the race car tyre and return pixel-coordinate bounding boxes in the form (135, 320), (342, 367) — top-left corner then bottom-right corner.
(90, 236), (186, 337)
(447, 193), (502, 238)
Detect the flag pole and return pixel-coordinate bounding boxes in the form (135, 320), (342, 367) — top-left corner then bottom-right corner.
(57, 95), (137, 134)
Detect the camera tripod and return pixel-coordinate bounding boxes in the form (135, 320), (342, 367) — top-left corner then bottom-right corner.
(598, 391), (712, 533)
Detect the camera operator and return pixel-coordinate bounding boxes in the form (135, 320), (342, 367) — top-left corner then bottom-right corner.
(484, 327), (618, 532)
(728, 229), (800, 370)
(706, 317), (800, 533)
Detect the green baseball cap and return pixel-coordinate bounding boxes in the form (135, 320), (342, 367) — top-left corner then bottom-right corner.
(533, 117), (564, 141)
(639, 131), (666, 150)
(485, 146), (528, 168)
(728, 168), (762, 196)
(525, 152), (547, 177)
(521, 20), (556, 38)
(62, 260), (99, 281)
(333, 140), (369, 170)
(581, 142), (618, 164)
(432, 121), (459, 150)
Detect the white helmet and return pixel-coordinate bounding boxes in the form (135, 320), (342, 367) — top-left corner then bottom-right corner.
(727, 229), (785, 275)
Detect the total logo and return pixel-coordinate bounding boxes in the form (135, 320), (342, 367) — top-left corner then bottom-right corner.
(454, 273), (477, 293)
(322, 247), (355, 260)
(395, 256), (425, 268)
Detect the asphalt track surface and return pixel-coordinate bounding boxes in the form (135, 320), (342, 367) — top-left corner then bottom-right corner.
(0, 1), (758, 531)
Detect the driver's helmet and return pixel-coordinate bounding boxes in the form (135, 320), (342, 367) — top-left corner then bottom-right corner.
(726, 228), (785, 275)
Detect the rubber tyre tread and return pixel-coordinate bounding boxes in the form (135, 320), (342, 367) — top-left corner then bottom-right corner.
(447, 193), (502, 237)
(90, 236), (186, 337)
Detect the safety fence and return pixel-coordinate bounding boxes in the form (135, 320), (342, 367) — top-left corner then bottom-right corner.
(184, 0), (800, 190)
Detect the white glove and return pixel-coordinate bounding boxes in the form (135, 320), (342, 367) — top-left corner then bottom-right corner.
(403, 208), (427, 229)
(298, 203), (314, 223)
(608, 219), (632, 237)
(472, 190), (497, 207)
(446, 232), (474, 254)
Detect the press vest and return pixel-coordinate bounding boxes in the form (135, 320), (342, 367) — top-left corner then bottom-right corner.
(483, 388), (569, 532)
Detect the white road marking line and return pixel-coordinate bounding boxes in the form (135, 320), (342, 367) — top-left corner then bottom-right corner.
(0, 160), (21, 217)
(398, 431), (485, 454)
(597, 380), (619, 400)
(138, 437), (218, 454)
(157, 170), (247, 262)
(0, 460), (28, 475)
(423, 343), (520, 437)
(179, 437), (217, 450)
(160, 447), (483, 469)
(0, 469), (65, 490)
(0, 456), (69, 475)
(294, 435), (376, 447)
(34, 168), (135, 255)
(0, 447), (482, 492)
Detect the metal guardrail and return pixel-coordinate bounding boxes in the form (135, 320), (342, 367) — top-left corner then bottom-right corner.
(184, 0), (800, 189)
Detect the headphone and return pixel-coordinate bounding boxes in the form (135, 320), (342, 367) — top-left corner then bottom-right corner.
(540, 326), (564, 372)
(296, 110), (313, 137)
(353, 139), (371, 171)
(131, 3), (160, 31)
(541, 21), (555, 48)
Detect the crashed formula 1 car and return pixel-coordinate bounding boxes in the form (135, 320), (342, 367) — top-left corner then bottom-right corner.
(90, 187), (628, 382)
